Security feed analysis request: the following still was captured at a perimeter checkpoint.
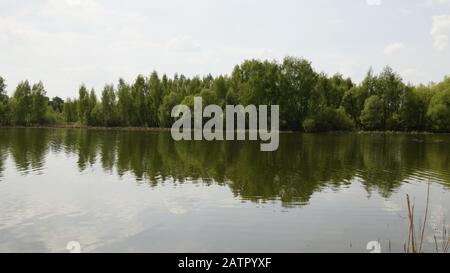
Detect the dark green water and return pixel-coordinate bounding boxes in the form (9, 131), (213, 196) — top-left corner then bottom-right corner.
(0, 128), (449, 253)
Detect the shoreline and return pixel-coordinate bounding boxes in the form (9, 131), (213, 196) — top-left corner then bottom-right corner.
(0, 125), (448, 135)
(0, 124), (172, 132)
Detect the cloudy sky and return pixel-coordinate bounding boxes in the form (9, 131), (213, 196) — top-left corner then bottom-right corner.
(0, 0), (449, 98)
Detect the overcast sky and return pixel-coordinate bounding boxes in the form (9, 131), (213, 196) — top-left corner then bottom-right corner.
(1, 0), (450, 98)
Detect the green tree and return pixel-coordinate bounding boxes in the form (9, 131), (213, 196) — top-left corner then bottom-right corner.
(0, 77), (6, 99)
(131, 75), (147, 126)
(78, 85), (90, 124)
(31, 81), (48, 124)
(361, 68), (378, 97)
(87, 89), (98, 125)
(90, 103), (103, 126)
(159, 92), (182, 127)
(238, 59), (281, 106)
(342, 86), (366, 127)
(328, 74), (353, 108)
(149, 71), (163, 127)
(397, 87), (427, 131)
(361, 95), (384, 130)
(0, 77), (10, 125)
(63, 99), (78, 123)
(117, 79), (133, 126)
(200, 88), (219, 106)
(374, 67), (406, 130)
(427, 88), (450, 132)
(281, 57), (318, 130)
(50, 97), (64, 113)
(187, 76), (202, 96)
(11, 81), (33, 125)
(225, 88), (239, 106)
(212, 76), (228, 106)
(303, 107), (354, 132)
(101, 84), (117, 126)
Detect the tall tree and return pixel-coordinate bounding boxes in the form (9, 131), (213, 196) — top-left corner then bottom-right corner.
(78, 85), (90, 124)
(31, 81), (48, 124)
(0, 77), (6, 101)
(117, 79), (132, 126)
(397, 87), (427, 131)
(213, 75), (228, 107)
(342, 86), (366, 127)
(374, 66), (406, 130)
(159, 92), (182, 127)
(131, 75), (147, 126)
(427, 87), (450, 132)
(361, 95), (384, 130)
(88, 89), (98, 125)
(63, 98), (78, 123)
(12, 81), (33, 125)
(50, 97), (64, 113)
(149, 71), (163, 127)
(0, 77), (9, 125)
(281, 57), (317, 130)
(101, 84), (117, 126)
(327, 74), (353, 109)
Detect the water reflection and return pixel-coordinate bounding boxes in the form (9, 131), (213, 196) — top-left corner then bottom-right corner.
(1, 128), (449, 205)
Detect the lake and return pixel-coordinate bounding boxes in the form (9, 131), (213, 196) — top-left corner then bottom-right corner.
(0, 128), (449, 253)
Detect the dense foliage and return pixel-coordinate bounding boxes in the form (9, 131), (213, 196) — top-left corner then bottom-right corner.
(1, 57), (450, 132)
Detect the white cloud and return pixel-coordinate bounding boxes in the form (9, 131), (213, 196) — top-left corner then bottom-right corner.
(418, 0), (450, 7)
(1, 0), (450, 94)
(402, 68), (425, 83)
(382, 42), (405, 55)
(434, 34), (449, 50)
(0, 0), (285, 97)
(167, 36), (202, 53)
(431, 15), (450, 51)
(366, 0), (382, 6)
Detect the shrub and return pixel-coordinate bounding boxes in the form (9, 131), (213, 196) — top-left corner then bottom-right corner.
(303, 107), (354, 132)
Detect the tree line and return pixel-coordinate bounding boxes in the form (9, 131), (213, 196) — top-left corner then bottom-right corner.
(1, 56), (449, 132)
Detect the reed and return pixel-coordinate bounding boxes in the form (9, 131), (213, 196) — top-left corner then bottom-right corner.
(405, 183), (449, 253)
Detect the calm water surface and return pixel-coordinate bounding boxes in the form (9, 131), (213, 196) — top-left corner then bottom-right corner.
(0, 128), (449, 253)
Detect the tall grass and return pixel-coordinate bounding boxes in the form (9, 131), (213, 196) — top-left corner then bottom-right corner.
(404, 184), (450, 253)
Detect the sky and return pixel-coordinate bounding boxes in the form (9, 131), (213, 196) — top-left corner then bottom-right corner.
(0, 0), (450, 98)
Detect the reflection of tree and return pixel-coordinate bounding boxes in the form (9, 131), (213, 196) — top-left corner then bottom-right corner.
(7, 129), (49, 173)
(1, 129), (450, 206)
(0, 130), (11, 180)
